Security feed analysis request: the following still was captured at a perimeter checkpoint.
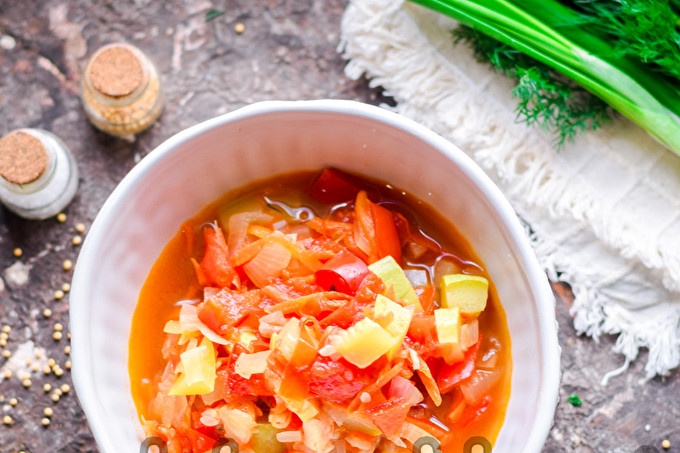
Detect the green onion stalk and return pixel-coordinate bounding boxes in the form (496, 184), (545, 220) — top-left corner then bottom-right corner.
(410, 0), (680, 156)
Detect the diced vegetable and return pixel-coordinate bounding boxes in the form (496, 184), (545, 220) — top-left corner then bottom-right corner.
(440, 274), (489, 316)
(437, 341), (481, 394)
(243, 241), (292, 288)
(251, 424), (287, 453)
(368, 255), (422, 310)
(335, 318), (395, 369)
(373, 294), (413, 359)
(435, 307), (464, 364)
(169, 337), (216, 396)
(192, 225), (239, 289)
(460, 369), (502, 406)
(309, 168), (361, 204)
(315, 250), (369, 295)
(234, 350), (271, 379)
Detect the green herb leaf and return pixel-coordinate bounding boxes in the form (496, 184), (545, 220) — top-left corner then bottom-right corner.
(453, 25), (611, 146)
(205, 8), (225, 22)
(567, 393), (582, 407)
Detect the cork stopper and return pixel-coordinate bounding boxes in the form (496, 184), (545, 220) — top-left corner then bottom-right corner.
(0, 131), (49, 185)
(88, 45), (144, 97)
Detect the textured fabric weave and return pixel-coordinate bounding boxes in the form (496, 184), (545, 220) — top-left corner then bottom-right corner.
(340, 0), (680, 380)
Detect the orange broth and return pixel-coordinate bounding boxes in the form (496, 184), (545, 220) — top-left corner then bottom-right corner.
(129, 170), (512, 453)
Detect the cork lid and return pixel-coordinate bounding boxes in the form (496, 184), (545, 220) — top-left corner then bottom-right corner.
(0, 131), (49, 185)
(88, 45), (144, 97)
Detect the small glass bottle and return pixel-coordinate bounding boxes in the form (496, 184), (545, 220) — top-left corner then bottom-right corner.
(81, 43), (164, 141)
(0, 129), (79, 220)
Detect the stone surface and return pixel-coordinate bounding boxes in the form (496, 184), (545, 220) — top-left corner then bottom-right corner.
(0, 1), (677, 452)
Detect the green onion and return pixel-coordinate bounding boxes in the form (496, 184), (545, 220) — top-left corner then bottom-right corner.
(567, 392), (582, 407)
(410, 0), (680, 156)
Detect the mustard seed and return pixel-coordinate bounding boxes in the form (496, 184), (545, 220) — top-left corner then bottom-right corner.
(43, 383), (51, 393)
(50, 393), (60, 403)
(2, 415), (12, 425)
(41, 417), (50, 427)
(53, 388), (62, 397)
(661, 439), (671, 450)
(54, 289), (65, 300)
(57, 213), (67, 223)
(47, 358), (56, 367)
(43, 308), (52, 318)
(72, 235), (82, 246)
(75, 223), (86, 233)
(54, 367), (64, 377)
(61, 283), (71, 293)
(64, 345), (71, 355)
(2, 350), (10, 359)
(234, 22), (245, 34)
(0, 338), (6, 348)
(53, 331), (63, 341)
(60, 384), (70, 394)
(9, 397), (18, 406)
(43, 365), (51, 375)
(2, 326), (11, 334)
(3, 370), (11, 379)
(54, 323), (63, 332)
(21, 378), (31, 388)
(12, 248), (22, 258)
(43, 407), (53, 417)
(62, 259), (73, 271)
(65, 360), (71, 370)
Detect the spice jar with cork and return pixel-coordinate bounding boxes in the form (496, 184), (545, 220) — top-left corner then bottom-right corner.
(0, 129), (79, 220)
(81, 42), (164, 141)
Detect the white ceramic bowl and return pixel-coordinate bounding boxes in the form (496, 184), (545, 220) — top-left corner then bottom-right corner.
(70, 100), (560, 453)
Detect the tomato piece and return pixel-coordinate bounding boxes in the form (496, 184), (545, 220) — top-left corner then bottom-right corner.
(314, 250), (369, 295)
(193, 225), (239, 289)
(371, 202), (402, 265)
(415, 284), (436, 314)
(458, 395), (491, 428)
(437, 341), (481, 394)
(197, 289), (260, 333)
(309, 168), (361, 204)
(308, 356), (370, 403)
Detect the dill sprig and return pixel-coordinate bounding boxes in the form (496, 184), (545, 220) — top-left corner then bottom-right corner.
(453, 25), (611, 145)
(569, 0), (680, 82)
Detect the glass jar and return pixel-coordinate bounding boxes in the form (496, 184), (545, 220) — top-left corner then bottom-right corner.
(81, 43), (164, 141)
(0, 129), (79, 220)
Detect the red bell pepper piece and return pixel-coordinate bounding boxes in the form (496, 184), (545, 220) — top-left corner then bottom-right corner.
(309, 168), (361, 204)
(314, 250), (369, 295)
(192, 225), (239, 289)
(371, 202), (403, 265)
(437, 340), (481, 394)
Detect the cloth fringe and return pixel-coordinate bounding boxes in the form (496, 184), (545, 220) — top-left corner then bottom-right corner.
(339, 0), (680, 379)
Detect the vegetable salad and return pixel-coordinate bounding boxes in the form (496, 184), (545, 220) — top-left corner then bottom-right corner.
(133, 169), (510, 453)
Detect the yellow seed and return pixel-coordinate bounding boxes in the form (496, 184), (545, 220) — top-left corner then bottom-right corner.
(54, 367), (64, 377)
(0, 338), (6, 347)
(13, 248), (22, 258)
(62, 259), (73, 271)
(662, 439), (671, 450)
(61, 283), (71, 293)
(53, 331), (63, 341)
(1, 325), (10, 334)
(53, 388), (62, 397)
(43, 308), (52, 318)
(56, 213), (67, 223)
(41, 417), (50, 427)
(66, 332), (71, 340)
(3, 415), (12, 425)
(9, 397), (18, 406)
(234, 22), (245, 34)
(54, 323), (63, 332)
(50, 393), (60, 402)
(54, 290), (65, 300)
(21, 378), (31, 388)
(43, 383), (51, 393)
(43, 407), (53, 417)
(34, 350), (42, 359)
(75, 223), (86, 233)
(0, 333), (6, 341)
(64, 346), (71, 355)
(31, 363), (39, 373)
(65, 360), (71, 370)
(25, 359), (32, 366)
(2, 350), (10, 359)
(60, 384), (70, 394)
(47, 358), (56, 367)
(43, 365), (51, 375)
(3, 370), (11, 379)
(72, 235), (82, 246)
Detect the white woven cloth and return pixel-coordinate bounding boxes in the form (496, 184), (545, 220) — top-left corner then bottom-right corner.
(339, 0), (680, 380)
